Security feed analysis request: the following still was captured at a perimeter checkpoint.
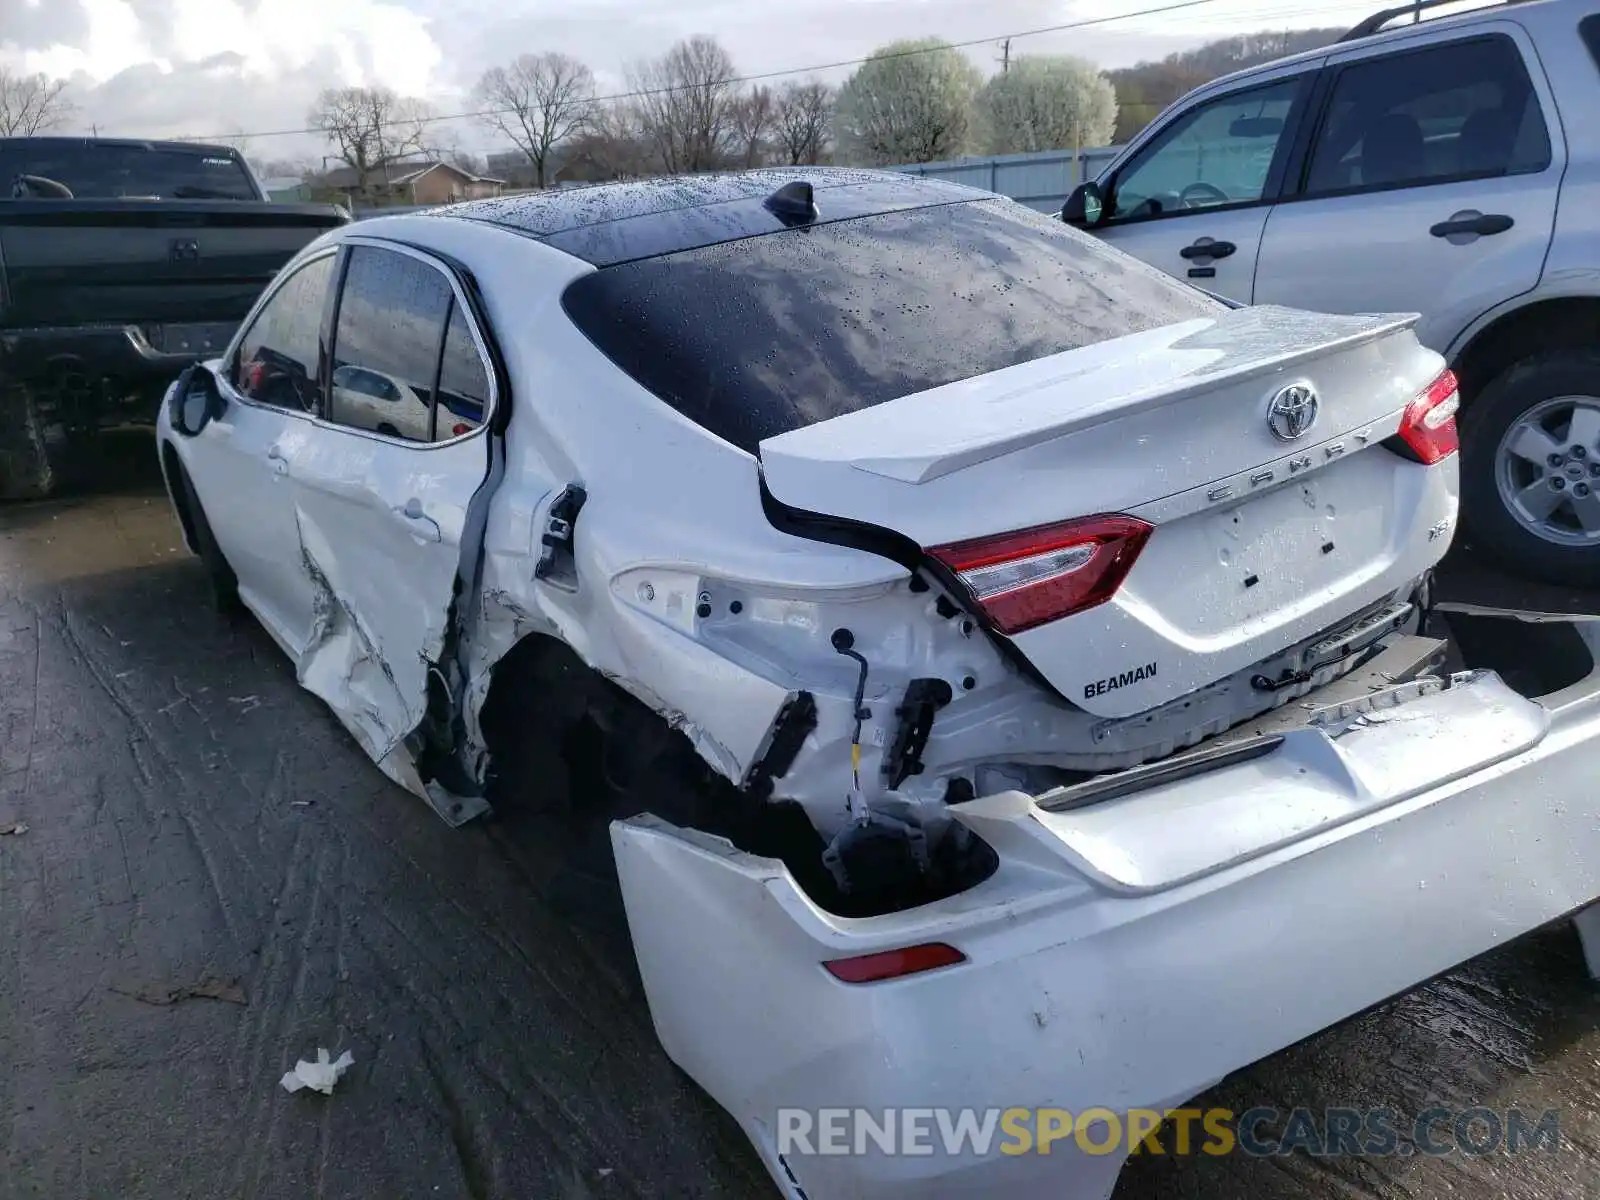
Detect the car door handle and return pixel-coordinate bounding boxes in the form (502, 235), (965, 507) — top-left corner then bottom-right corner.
(1430, 213), (1514, 239)
(265, 445), (288, 476)
(395, 498), (442, 543)
(1180, 239), (1236, 260)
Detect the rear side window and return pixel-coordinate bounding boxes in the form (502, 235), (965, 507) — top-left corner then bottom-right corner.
(1304, 36), (1551, 195)
(330, 245), (454, 442)
(561, 199), (1221, 454)
(1584, 15), (1600, 71)
(437, 303), (489, 438)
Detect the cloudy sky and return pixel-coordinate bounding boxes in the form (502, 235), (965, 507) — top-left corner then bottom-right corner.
(3, 0), (1395, 163)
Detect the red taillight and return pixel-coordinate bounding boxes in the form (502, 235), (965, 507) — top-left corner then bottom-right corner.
(928, 514), (1153, 635)
(1392, 368), (1460, 465)
(823, 942), (966, 984)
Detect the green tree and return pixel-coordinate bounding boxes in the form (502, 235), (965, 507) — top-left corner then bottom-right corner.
(976, 56), (1117, 154)
(834, 39), (982, 165)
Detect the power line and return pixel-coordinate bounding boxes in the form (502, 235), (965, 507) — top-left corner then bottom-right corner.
(196, 0), (1236, 143)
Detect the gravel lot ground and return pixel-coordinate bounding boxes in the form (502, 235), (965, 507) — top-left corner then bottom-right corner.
(1, 443), (1597, 1200)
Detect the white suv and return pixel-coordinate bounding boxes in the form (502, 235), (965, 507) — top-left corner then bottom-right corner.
(1066, 0), (1600, 586)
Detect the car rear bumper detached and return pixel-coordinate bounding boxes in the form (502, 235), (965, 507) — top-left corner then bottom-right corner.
(612, 622), (1600, 1200)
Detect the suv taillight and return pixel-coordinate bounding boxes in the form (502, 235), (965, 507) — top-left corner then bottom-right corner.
(1389, 369), (1460, 465)
(928, 514), (1152, 635)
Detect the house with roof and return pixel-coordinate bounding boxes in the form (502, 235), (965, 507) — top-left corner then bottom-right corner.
(317, 159), (506, 207)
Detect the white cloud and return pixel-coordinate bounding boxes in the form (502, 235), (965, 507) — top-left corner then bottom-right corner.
(16, 0), (153, 81)
(163, 0), (442, 93)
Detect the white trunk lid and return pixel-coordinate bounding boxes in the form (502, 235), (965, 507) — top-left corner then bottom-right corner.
(759, 305), (1458, 716)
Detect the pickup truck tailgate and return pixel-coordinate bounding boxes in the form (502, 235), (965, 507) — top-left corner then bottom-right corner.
(0, 200), (345, 327)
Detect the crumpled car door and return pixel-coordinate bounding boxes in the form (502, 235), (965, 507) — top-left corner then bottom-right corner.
(284, 427), (492, 809)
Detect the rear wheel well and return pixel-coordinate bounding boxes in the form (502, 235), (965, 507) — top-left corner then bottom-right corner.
(1453, 298), (1600, 401)
(476, 632), (996, 917)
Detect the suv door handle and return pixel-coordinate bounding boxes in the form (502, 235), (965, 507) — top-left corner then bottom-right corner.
(1180, 239), (1236, 260)
(265, 445), (288, 477)
(1430, 212), (1514, 239)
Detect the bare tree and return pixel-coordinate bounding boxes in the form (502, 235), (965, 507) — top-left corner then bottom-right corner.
(729, 85), (775, 168)
(0, 68), (72, 137)
(473, 53), (595, 189)
(563, 101), (656, 181)
(628, 36), (739, 175)
(308, 87), (431, 197)
(774, 80), (832, 166)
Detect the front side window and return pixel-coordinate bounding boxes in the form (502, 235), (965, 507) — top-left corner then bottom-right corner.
(233, 254), (336, 412)
(1303, 36), (1551, 196)
(1107, 77), (1303, 223)
(329, 245), (453, 443)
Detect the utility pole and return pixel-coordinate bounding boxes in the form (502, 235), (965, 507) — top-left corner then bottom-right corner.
(999, 38), (1012, 73)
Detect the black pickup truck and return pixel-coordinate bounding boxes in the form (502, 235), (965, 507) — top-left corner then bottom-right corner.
(0, 137), (347, 497)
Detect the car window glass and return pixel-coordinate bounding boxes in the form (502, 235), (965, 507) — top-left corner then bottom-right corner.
(1108, 78), (1300, 223)
(1304, 36), (1550, 195)
(330, 245), (453, 443)
(562, 198), (1222, 455)
(234, 254), (335, 412)
(436, 301), (490, 439)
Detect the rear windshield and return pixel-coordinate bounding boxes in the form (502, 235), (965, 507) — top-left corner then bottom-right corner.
(0, 144), (258, 200)
(561, 197), (1222, 454)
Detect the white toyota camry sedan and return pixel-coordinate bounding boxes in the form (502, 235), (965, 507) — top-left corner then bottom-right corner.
(157, 168), (1600, 1200)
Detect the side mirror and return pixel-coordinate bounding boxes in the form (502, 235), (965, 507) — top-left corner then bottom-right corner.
(1061, 181), (1106, 229)
(168, 363), (226, 437)
(1062, 180), (1100, 230)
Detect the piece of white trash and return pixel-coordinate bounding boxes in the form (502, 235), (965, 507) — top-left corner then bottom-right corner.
(280, 1047), (355, 1095)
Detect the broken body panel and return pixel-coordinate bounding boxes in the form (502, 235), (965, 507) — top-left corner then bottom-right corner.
(614, 624), (1600, 1199)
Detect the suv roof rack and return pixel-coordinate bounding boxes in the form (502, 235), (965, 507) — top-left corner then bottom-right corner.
(1338, 0), (1526, 42)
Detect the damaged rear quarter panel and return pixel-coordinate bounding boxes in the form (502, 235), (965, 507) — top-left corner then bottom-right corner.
(438, 234), (909, 792)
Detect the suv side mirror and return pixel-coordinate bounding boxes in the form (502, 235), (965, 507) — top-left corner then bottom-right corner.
(1062, 181), (1106, 229)
(168, 363), (226, 437)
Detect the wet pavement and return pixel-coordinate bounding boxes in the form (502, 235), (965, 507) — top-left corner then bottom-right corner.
(1, 449), (1597, 1200)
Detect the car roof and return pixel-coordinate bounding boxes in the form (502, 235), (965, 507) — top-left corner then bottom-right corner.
(1197, 0), (1560, 90)
(433, 167), (989, 268)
